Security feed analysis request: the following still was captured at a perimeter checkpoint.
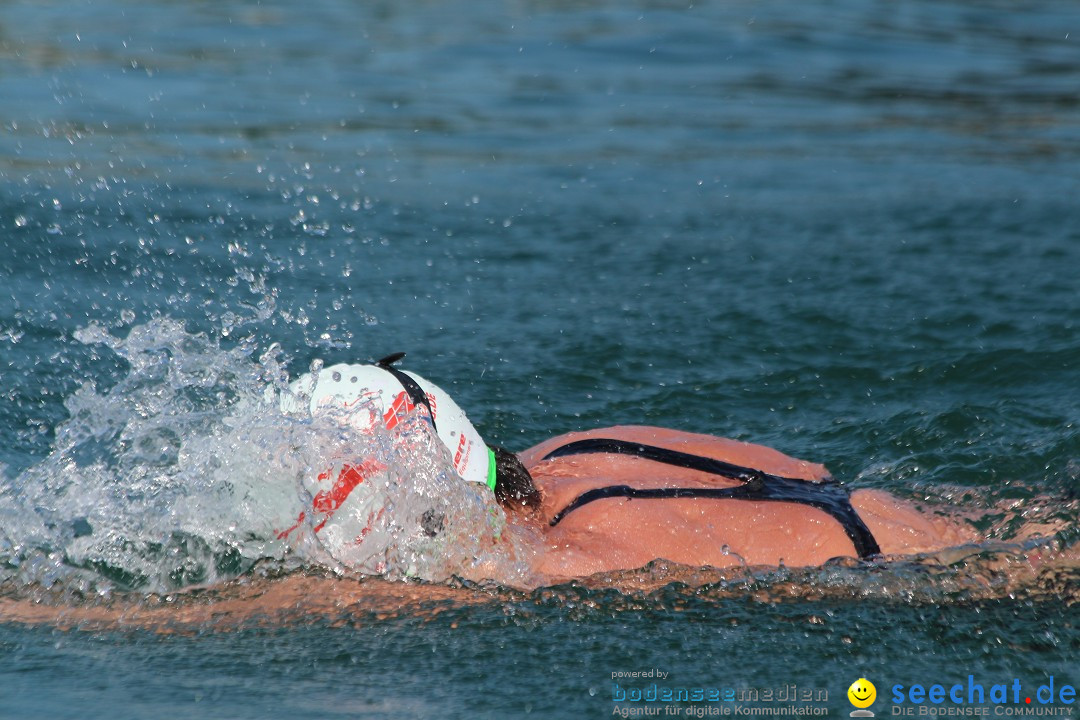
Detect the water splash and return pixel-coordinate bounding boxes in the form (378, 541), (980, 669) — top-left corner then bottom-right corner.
(0, 318), (532, 597)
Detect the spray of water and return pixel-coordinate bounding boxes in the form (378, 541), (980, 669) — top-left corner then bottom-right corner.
(0, 318), (534, 597)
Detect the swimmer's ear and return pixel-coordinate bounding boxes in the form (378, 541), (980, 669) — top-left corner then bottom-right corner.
(489, 445), (542, 511)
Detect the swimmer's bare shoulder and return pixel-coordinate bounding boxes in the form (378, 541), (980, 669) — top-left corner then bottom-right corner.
(516, 425), (982, 579)
(518, 426), (854, 578)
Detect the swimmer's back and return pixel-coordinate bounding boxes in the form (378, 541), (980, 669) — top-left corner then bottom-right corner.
(520, 425), (831, 508)
(519, 426), (855, 577)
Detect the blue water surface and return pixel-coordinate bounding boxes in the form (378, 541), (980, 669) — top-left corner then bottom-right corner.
(1, 0), (1078, 717)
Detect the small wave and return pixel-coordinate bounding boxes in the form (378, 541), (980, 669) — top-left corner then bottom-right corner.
(1, 536), (1076, 633)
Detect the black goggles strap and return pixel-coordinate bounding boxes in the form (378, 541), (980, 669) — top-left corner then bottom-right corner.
(376, 352), (437, 431)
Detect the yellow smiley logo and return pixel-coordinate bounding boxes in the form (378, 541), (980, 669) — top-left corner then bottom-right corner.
(848, 678), (877, 709)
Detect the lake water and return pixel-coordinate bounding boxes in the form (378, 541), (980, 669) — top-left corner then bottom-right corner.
(1, 0), (1078, 718)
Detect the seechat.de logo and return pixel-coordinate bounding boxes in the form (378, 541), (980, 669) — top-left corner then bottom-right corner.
(849, 678), (878, 718)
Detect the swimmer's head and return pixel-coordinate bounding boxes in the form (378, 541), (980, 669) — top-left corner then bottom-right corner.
(281, 354), (540, 509)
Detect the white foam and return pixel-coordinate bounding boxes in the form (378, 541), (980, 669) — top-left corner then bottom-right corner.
(0, 318), (534, 594)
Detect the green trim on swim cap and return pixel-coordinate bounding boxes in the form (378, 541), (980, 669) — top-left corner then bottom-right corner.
(486, 446), (497, 492)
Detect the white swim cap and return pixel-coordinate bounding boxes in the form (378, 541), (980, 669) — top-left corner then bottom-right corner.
(281, 354), (495, 490)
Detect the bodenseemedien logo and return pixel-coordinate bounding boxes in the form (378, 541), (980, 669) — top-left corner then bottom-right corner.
(848, 678), (877, 718)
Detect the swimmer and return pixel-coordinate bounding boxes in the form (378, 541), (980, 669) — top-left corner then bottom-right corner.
(283, 355), (982, 582)
(1, 356), (1071, 631)
(0, 355), (1072, 630)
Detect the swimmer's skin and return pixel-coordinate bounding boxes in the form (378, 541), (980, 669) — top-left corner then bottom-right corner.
(509, 426), (978, 580)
